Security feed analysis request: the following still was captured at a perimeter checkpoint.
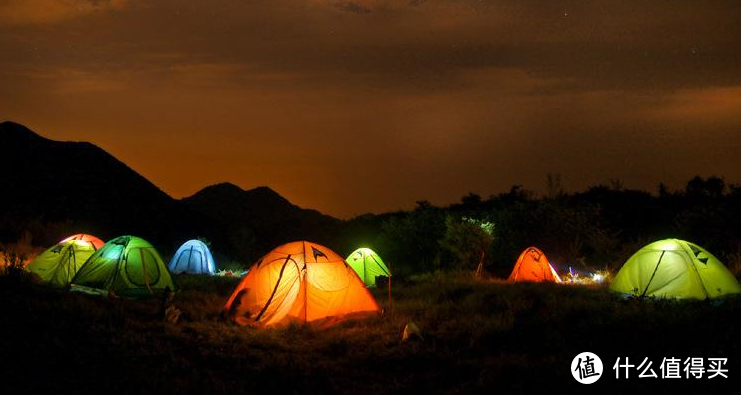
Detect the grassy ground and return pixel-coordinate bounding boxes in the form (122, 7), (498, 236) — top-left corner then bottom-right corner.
(1, 272), (739, 394)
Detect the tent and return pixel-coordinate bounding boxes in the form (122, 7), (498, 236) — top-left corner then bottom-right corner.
(60, 234), (105, 250)
(224, 241), (380, 327)
(71, 235), (175, 297)
(610, 239), (741, 299)
(346, 247), (390, 287)
(508, 247), (562, 283)
(168, 239), (216, 275)
(26, 237), (101, 286)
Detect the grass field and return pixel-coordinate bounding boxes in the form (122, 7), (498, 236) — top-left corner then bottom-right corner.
(1, 271), (739, 394)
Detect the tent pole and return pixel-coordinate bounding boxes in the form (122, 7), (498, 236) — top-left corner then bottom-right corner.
(141, 249), (153, 294)
(476, 251), (485, 277)
(254, 255), (292, 322)
(388, 260), (392, 314)
(188, 245), (194, 273)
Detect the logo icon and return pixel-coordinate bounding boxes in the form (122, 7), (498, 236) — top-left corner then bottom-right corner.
(572, 352), (603, 384)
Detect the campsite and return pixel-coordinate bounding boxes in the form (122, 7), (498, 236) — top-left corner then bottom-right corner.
(2, 266), (740, 393)
(2, 120), (741, 392)
(3, 1), (741, 392)
(2, 121), (741, 392)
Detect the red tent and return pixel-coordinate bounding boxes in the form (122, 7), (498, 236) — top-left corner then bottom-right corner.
(61, 234), (105, 250)
(508, 247), (562, 283)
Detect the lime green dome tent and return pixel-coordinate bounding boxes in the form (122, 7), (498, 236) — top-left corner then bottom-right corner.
(610, 239), (741, 299)
(26, 238), (100, 287)
(346, 248), (390, 287)
(71, 236), (175, 297)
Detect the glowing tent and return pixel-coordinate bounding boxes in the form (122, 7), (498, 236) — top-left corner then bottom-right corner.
(60, 234), (105, 250)
(508, 247), (562, 283)
(346, 247), (390, 287)
(224, 241), (380, 327)
(610, 239), (741, 299)
(168, 239), (216, 275)
(26, 237), (101, 287)
(71, 236), (175, 297)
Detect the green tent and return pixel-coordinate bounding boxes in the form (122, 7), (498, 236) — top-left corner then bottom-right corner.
(26, 239), (99, 287)
(346, 248), (390, 287)
(71, 236), (175, 297)
(610, 239), (741, 299)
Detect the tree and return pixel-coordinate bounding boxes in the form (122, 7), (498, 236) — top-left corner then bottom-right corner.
(379, 206), (446, 276)
(439, 216), (495, 272)
(657, 182), (671, 198)
(685, 176), (726, 199)
(609, 178), (623, 191)
(546, 173), (564, 199)
(415, 200), (432, 211)
(461, 193), (483, 207)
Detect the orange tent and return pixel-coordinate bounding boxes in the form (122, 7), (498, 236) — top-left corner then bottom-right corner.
(224, 241), (380, 328)
(508, 247), (562, 283)
(61, 234), (105, 250)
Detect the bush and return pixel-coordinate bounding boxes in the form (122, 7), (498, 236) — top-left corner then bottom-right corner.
(438, 216), (494, 271)
(377, 203), (447, 277)
(0, 249), (26, 277)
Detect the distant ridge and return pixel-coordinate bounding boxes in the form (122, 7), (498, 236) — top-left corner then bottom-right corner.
(182, 182), (339, 259)
(0, 121), (339, 261)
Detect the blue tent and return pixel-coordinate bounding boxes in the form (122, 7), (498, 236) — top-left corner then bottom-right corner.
(168, 240), (216, 275)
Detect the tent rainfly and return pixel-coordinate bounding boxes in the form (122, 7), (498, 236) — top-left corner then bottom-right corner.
(169, 239), (216, 275)
(71, 235), (175, 297)
(610, 239), (741, 299)
(508, 247), (562, 283)
(224, 241), (380, 327)
(345, 247), (390, 287)
(60, 234), (105, 250)
(26, 235), (103, 287)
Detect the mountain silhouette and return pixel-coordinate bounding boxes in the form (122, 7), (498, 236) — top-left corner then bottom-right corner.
(0, 121), (339, 263)
(183, 182), (340, 262)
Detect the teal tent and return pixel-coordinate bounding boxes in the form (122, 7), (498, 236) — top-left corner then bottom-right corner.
(26, 238), (100, 287)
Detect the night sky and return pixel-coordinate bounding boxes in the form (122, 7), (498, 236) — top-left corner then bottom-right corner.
(2, 0), (741, 218)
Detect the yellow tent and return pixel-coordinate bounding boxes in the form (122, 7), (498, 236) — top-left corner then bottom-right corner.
(26, 236), (102, 287)
(611, 239), (741, 299)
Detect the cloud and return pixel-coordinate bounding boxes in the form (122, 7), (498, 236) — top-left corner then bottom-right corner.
(333, 1), (371, 14)
(0, 0), (128, 25)
(2, 0), (741, 216)
(647, 86), (741, 125)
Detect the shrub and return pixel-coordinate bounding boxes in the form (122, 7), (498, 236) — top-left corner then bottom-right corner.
(438, 216), (494, 271)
